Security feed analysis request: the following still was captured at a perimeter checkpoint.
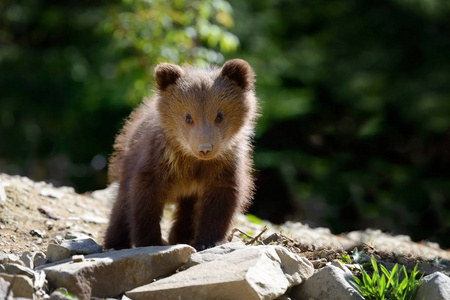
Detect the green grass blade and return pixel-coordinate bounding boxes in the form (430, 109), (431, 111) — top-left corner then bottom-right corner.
(378, 275), (386, 298)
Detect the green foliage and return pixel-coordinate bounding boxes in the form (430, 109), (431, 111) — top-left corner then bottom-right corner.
(247, 214), (264, 225)
(351, 248), (366, 264)
(352, 257), (423, 300)
(340, 253), (352, 264)
(229, 0), (450, 247)
(0, 0), (237, 190)
(54, 288), (79, 299)
(103, 0), (239, 102)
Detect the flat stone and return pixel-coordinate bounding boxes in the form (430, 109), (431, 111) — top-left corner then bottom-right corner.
(0, 253), (20, 264)
(290, 265), (364, 300)
(72, 255), (84, 262)
(185, 242), (246, 267)
(64, 231), (90, 240)
(0, 273), (34, 298)
(263, 233), (282, 244)
(3, 263), (35, 279)
(127, 245), (314, 300)
(0, 277), (9, 299)
(46, 244), (70, 263)
(416, 272), (450, 300)
(46, 237), (103, 262)
(39, 245), (195, 300)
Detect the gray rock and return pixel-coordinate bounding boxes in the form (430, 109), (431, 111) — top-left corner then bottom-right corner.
(263, 233), (282, 244)
(30, 229), (46, 238)
(290, 265), (364, 300)
(39, 244), (195, 300)
(46, 237), (102, 262)
(38, 206), (59, 220)
(46, 244), (69, 263)
(0, 277), (10, 299)
(33, 252), (47, 268)
(331, 260), (354, 273)
(416, 272), (450, 300)
(34, 269), (46, 290)
(20, 251), (34, 269)
(3, 263), (35, 279)
(72, 255), (84, 262)
(0, 274), (34, 298)
(0, 253), (21, 265)
(185, 242), (246, 267)
(90, 183), (118, 201)
(127, 245), (314, 300)
(64, 231), (90, 240)
(81, 212), (108, 224)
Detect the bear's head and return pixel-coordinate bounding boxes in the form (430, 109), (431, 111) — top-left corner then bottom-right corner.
(155, 59), (258, 160)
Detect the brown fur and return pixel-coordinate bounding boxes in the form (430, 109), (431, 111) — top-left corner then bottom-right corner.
(104, 59), (259, 251)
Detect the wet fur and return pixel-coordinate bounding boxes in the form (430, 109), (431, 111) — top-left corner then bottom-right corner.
(104, 59), (259, 251)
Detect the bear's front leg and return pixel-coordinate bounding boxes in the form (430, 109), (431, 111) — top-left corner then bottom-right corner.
(129, 172), (165, 247)
(193, 186), (239, 251)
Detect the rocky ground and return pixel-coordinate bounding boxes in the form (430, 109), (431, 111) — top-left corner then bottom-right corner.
(1, 173), (449, 299)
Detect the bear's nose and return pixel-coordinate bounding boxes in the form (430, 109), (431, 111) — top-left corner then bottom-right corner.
(198, 144), (213, 156)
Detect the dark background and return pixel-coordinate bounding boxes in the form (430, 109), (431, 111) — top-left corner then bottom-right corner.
(1, 0), (449, 247)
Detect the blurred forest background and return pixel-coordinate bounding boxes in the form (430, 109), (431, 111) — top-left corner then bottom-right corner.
(1, 0), (449, 247)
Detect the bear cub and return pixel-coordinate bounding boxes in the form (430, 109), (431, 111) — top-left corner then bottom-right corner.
(104, 59), (259, 251)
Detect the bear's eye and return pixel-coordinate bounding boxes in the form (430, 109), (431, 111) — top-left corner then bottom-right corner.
(215, 111), (224, 124)
(185, 114), (193, 124)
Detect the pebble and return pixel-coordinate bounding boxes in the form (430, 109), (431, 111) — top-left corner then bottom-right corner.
(30, 229), (46, 238)
(20, 251), (34, 269)
(0, 253), (20, 264)
(46, 220), (54, 230)
(39, 188), (64, 199)
(38, 206), (59, 220)
(72, 255), (85, 262)
(34, 252), (48, 268)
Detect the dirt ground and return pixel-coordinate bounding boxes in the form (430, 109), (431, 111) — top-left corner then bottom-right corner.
(0, 173), (111, 256)
(1, 173), (449, 274)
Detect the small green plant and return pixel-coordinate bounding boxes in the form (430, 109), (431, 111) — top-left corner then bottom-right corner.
(340, 247), (366, 265)
(341, 253), (352, 264)
(55, 288), (79, 299)
(351, 256), (423, 300)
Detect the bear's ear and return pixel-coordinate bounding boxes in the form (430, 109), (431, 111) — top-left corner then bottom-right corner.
(155, 63), (183, 91)
(220, 59), (255, 90)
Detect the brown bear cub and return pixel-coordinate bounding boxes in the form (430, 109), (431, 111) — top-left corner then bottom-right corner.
(104, 59), (259, 251)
